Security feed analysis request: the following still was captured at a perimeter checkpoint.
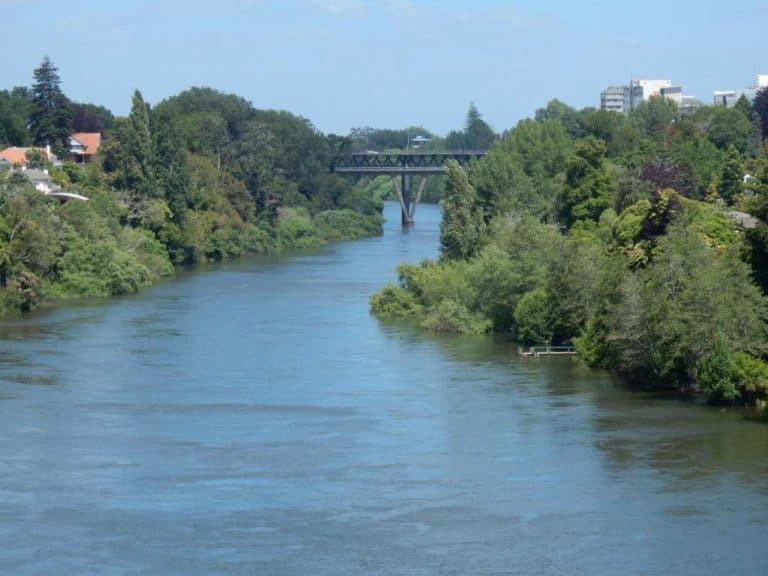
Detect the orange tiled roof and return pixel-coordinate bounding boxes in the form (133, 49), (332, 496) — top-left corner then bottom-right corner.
(0, 147), (50, 165)
(70, 133), (101, 155)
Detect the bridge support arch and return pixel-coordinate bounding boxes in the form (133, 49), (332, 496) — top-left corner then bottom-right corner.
(329, 151), (487, 225)
(390, 174), (428, 225)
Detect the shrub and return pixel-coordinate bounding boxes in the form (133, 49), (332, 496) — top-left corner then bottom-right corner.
(696, 334), (739, 403)
(315, 209), (382, 241)
(732, 352), (768, 400)
(369, 284), (422, 320)
(514, 287), (555, 344)
(421, 298), (492, 335)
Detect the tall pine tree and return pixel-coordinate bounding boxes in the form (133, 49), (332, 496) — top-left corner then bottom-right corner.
(28, 57), (72, 154)
(718, 144), (744, 204)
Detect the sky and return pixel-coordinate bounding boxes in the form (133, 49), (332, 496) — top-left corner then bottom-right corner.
(2, 0), (767, 136)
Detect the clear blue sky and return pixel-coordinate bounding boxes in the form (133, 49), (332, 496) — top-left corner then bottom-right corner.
(2, 0), (766, 135)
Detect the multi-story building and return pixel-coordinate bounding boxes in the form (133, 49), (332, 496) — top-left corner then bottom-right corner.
(660, 85), (683, 104)
(714, 73), (768, 106)
(679, 96), (703, 114)
(600, 86), (630, 114)
(631, 79), (672, 103)
(713, 90), (738, 106)
(601, 79), (682, 114)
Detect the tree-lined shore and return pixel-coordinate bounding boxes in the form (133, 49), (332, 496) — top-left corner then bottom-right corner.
(372, 93), (768, 406)
(0, 58), (386, 315)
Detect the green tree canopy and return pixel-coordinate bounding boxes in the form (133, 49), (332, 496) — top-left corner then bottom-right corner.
(440, 160), (485, 260)
(562, 136), (615, 226)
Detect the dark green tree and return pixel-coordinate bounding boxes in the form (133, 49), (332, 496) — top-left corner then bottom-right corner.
(446, 103), (496, 150)
(734, 94), (752, 119)
(562, 136), (615, 226)
(151, 107), (189, 221)
(28, 57), (72, 154)
(464, 103), (496, 150)
(718, 144), (744, 204)
(0, 87), (32, 146)
(101, 90), (155, 194)
(439, 160), (484, 260)
(71, 102), (114, 132)
(754, 87), (768, 141)
(706, 106), (752, 153)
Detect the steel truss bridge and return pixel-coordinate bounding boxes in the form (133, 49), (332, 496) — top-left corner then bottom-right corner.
(330, 151), (487, 224)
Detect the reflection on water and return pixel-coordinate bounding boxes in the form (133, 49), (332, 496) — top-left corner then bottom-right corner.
(0, 202), (766, 575)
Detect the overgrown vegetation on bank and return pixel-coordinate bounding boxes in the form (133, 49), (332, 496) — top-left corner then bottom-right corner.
(0, 58), (385, 316)
(372, 93), (768, 405)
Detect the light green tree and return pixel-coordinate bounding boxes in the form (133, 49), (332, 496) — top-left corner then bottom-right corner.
(439, 160), (484, 260)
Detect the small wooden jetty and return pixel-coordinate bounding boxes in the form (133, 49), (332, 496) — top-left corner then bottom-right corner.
(520, 345), (576, 359)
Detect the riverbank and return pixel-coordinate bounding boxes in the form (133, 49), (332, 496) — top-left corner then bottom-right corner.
(371, 135), (768, 407)
(0, 185), (383, 319)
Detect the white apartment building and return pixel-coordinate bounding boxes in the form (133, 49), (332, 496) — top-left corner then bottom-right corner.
(714, 73), (768, 106)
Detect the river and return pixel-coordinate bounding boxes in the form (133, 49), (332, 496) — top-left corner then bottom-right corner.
(0, 202), (766, 575)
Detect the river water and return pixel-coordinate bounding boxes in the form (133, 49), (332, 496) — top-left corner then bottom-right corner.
(0, 202), (766, 575)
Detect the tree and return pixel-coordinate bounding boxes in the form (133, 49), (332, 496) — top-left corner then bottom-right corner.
(470, 145), (548, 221)
(535, 99), (585, 139)
(446, 103), (496, 151)
(706, 106), (752, 153)
(28, 57), (72, 154)
(464, 103), (496, 150)
(151, 107), (189, 221)
(439, 160), (484, 260)
(0, 88), (32, 146)
(630, 96), (679, 142)
(71, 102), (114, 132)
(754, 87), (768, 141)
(24, 148), (48, 169)
(101, 90), (155, 195)
(718, 145), (744, 204)
(562, 136), (615, 226)
(734, 94), (752, 119)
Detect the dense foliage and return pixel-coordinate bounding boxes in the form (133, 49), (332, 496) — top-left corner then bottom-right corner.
(0, 59), (384, 317)
(372, 95), (768, 406)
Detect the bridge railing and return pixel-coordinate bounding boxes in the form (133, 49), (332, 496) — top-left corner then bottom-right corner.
(330, 151), (487, 172)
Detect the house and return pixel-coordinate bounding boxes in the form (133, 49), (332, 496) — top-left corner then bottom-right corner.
(4, 166), (88, 202)
(68, 133), (101, 163)
(21, 167), (58, 194)
(0, 146), (60, 167)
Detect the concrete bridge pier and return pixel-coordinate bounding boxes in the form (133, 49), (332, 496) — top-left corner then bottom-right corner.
(390, 174), (428, 226)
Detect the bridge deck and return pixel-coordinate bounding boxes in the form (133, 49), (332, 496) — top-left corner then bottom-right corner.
(330, 151), (486, 175)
